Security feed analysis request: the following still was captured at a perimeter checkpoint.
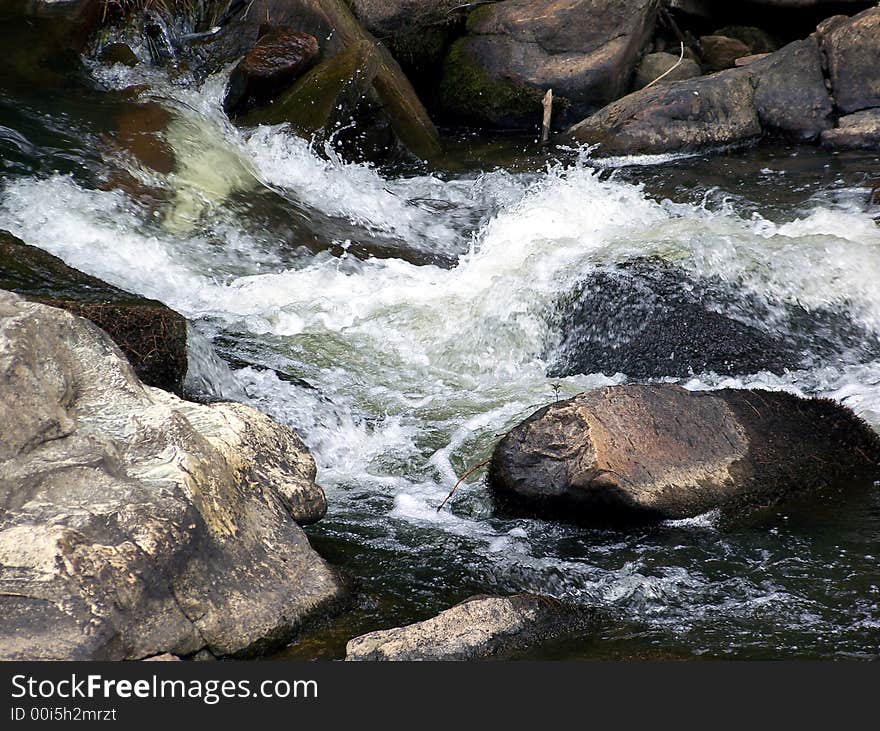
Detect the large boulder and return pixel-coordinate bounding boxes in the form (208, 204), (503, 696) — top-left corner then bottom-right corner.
(0, 291), (345, 660)
(566, 37), (832, 154)
(817, 8), (880, 114)
(490, 385), (880, 523)
(0, 231), (187, 394)
(206, 0), (441, 161)
(438, 0), (660, 129)
(345, 595), (595, 661)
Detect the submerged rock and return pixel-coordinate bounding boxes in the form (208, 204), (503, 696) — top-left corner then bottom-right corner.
(547, 261), (878, 380)
(0, 291), (344, 660)
(566, 36), (833, 154)
(489, 384), (880, 523)
(0, 231), (187, 394)
(345, 594), (596, 661)
(223, 27), (319, 116)
(438, 0), (660, 129)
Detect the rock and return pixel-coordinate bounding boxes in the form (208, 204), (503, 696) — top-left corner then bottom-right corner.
(438, 0), (660, 129)
(100, 42), (139, 68)
(204, 0), (441, 161)
(735, 53), (771, 67)
(566, 37), (833, 154)
(821, 108), (880, 149)
(548, 262), (877, 380)
(239, 40), (379, 137)
(142, 653), (181, 661)
(699, 35), (752, 71)
(633, 52), (701, 90)
(489, 384), (880, 523)
(345, 594), (595, 661)
(1, 0), (102, 52)
(818, 7), (880, 114)
(347, 0), (466, 89)
(0, 231), (188, 394)
(0, 291), (344, 660)
(713, 26), (778, 55)
(223, 28), (319, 116)
(751, 36), (834, 140)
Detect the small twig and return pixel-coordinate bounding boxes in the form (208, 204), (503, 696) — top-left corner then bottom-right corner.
(645, 42), (685, 90)
(436, 458), (491, 512)
(541, 89), (553, 145)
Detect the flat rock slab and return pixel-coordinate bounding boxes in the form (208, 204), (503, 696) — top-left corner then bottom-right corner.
(345, 595), (595, 661)
(0, 291), (345, 660)
(821, 108), (880, 149)
(490, 384), (880, 523)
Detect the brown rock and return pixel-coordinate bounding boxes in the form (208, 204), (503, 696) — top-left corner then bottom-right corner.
(820, 108), (880, 149)
(223, 28), (319, 116)
(0, 231), (187, 394)
(699, 35), (751, 71)
(633, 52), (702, 90)
(489, 384), (880, 523)
(735, 53), (770, 67)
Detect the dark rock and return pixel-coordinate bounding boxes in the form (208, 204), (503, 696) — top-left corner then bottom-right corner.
(751, 36), (834, 140)
(347, 0), (466, 92)
(818, 7), (880, 114)
(223, 28), (319, 116)
(548, 261), (878, 381)
(345, 594), (596, 661)
(438, 0), (660, 129)
(821, 108), (880, 149)
(238, 40), (379, 136)
(100, 42), (139, 68)
(633, 52), (702, 90)
(0, 291), (344, 660)
(714, 25), (779, 55)
(566, 37), (833, 153)
(198, 0), (441, 161)
(0, 231), (187, 394)
(700, 35), (752, 71)
(489, 384), (880, 523)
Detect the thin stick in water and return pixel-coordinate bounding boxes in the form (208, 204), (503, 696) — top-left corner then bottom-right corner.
(436, 458), (491, 512)
(541, 89), (553, 145)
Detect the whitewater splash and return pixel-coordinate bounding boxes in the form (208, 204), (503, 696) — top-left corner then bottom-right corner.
(2, 58), (880, 656)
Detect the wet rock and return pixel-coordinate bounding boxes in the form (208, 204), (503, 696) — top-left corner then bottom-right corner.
(1, 0), (102, 52)
(100, 42), (139, 68)
(735, 53), (771, 67)
(700, 35), (751, 71)
(202, 0), (441, 161)
(0, 231), (187, 394)
(0, 291), (344, 660)
(548, 262), (877, 381)
(821, 108), (880, 149)
(633, 52), (701, 91)
(239, 40), (379, 138)
(223, 28), (319, 116)
(345, 595), (596, 661)
(438, 0), (660, 129)
(817, 7), (880, 114)
(713, 26), (778, 55)
(489, 384), (880, 523)
(566, 37), (832, 154)
(347, 0), (466, 91)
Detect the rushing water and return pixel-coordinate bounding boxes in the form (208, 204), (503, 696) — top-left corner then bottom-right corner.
(2, 31), (880, 659)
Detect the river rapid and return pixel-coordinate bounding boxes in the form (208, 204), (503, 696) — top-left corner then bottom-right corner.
(2, 32), (880, 659)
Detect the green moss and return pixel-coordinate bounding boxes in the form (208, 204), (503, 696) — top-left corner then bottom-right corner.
(438, 38), (545, 129)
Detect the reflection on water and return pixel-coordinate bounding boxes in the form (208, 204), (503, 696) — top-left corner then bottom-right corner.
(1, 25), (879, 659)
